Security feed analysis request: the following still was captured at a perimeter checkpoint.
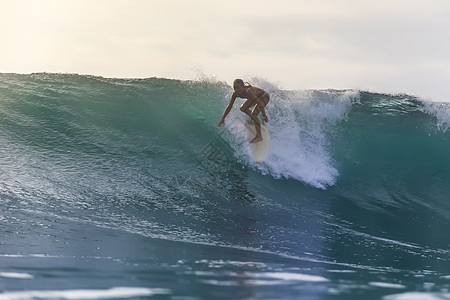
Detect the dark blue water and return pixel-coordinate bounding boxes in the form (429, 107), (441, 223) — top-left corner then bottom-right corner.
(1, 73), (450, 299)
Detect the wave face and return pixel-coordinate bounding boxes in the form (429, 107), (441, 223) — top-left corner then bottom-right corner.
(1, 73), (450, 299)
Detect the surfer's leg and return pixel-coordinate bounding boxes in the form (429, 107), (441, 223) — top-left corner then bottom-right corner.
(240, 100), (263, 143)
(252, 94), (270, 123)
(250, 108), (263, 143)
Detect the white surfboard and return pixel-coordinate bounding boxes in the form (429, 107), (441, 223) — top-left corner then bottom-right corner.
(247, 122), (270, 162)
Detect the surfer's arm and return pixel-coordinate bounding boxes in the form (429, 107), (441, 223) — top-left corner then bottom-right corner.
(218, 93), (237, 127)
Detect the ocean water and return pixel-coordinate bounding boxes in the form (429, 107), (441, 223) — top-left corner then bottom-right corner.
(0, 73), (450, 299)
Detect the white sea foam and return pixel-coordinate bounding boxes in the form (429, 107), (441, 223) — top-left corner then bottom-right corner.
(369, 282), (406, 289)
(0, 287), (170, 300)
(0, 272), (34, 279)
(199, 270), (328, 286)
(255, 271), (329, 282)
(383, 292), (450, 300)
(422, 100), (450, 132)
(226, 82), (359, 189)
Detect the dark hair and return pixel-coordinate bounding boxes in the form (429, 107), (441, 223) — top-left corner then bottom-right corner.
(233, 79), (245, 87)
(233, 79), (255, 92)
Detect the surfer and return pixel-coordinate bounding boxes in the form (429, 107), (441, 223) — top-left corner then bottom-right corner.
(218, 79), (270, 143)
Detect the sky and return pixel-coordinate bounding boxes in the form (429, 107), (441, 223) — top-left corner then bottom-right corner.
(1, 0), (450, 101)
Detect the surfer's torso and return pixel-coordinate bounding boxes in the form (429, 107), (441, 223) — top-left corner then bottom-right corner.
(234, 86), (267, 100)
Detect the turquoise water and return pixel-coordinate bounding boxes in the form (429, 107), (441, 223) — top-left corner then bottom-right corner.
(1, 73), (450, 299)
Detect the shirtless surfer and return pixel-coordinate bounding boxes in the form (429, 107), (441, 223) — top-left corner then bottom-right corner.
(218, 79), (270, 143)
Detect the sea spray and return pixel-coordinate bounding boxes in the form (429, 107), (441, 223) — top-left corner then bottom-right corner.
(223, 87), (359, 189)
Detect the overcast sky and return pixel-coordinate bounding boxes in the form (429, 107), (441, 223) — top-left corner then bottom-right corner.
(2, 0), (450, 101)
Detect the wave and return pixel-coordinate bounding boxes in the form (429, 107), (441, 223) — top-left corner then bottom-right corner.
(1, 73), (450, 216)
(1, 73), (450, 299)
(1, 73), (449, 190)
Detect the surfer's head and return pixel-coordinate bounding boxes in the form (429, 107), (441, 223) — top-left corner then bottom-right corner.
(233, 79), (245, 91)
